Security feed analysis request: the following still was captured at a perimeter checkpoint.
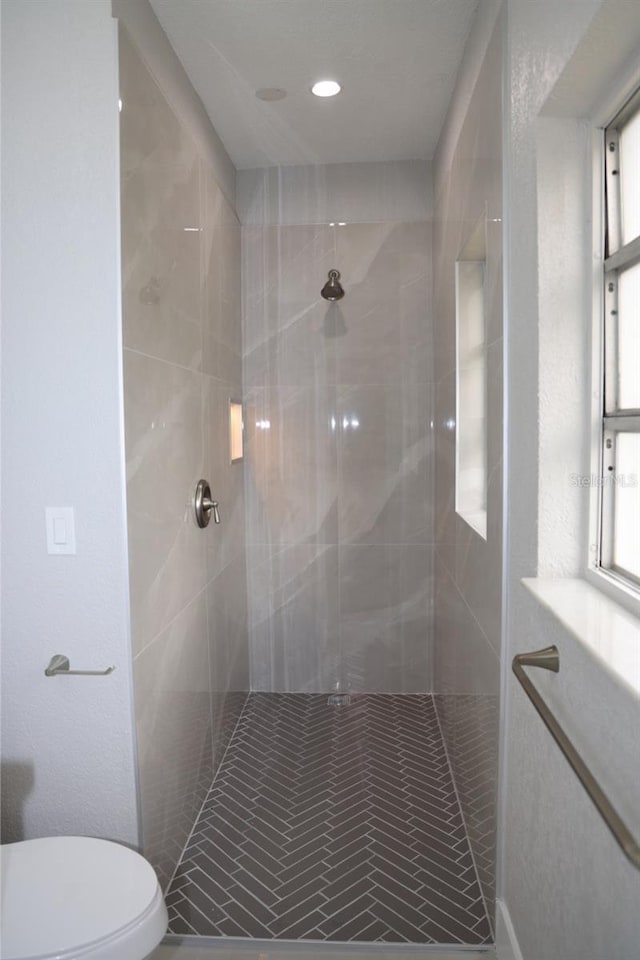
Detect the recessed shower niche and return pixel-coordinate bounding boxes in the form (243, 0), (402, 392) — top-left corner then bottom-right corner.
(455, 217), (488, 539)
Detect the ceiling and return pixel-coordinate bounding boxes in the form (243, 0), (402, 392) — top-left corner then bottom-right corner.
(149, 0), (479, 170)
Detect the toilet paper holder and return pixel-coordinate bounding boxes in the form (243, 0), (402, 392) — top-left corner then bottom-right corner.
(45, 654), (115, 677)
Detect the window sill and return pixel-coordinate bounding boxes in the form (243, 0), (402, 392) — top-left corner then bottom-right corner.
(522, 577), (640, 701)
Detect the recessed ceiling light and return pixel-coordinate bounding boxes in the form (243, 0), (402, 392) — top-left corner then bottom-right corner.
(311, 80), (341, 98)
(256, 87), (287, 101)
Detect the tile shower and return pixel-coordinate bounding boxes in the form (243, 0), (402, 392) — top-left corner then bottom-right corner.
(242, 217), (434, 695)
(119, 13), (501, 950)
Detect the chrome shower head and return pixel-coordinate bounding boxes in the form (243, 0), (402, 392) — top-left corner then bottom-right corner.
(321, 269), (345, 301)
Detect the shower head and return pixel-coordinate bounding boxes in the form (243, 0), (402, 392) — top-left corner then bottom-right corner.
(321, 269), (345, 302)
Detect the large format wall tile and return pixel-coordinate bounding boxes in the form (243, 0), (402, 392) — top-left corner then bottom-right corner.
(124, 349), (206, 656)
(340, 544), (431, 692)
(255, 385), (339, 546)
(134, 593), (212, 890)
(121, 155), (202, 371)
(244, 225), (335, 341)
(119, 29), (183, 181)
(432, 16), (503, 929)
(248, 543), (340, 693)
(207, 552), (249, 768)
(243, 224), (336, 390)
(433, 552), (500, 700)
(120, 28), (249, 887)
(120, 31), (202, 372)
(335, 222), (432, 385)
(244, 299), (339, 391)
(242, 387), (271, 549)
(434, 371), (456, 571)
(433, 553), (499, 916)
(208, 553), (249, 699)
(243, 219), (434, 693)
(338, 382), (433, 546)
(202, 169), (242, 385)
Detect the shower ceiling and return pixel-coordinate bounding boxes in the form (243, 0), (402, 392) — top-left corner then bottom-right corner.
(149, 0), (479, 169)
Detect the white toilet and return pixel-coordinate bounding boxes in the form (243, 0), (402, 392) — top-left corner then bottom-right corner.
(0, 836), (168, 960)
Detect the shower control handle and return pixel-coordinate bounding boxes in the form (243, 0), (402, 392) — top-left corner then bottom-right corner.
(204, 497), (221, 525)
(194, 479), (220, 528)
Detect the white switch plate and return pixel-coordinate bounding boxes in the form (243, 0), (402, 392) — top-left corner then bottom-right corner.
(46, 507), (76, 555)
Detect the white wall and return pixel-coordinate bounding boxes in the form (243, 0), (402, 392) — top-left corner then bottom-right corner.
(499, 2), (640, 958)
(112, 0), (236, 208)
(1, 0), (139, 846)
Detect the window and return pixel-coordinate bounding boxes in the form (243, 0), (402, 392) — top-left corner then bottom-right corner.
(455, 218), (487, 539)
(598, 88), (640, 590)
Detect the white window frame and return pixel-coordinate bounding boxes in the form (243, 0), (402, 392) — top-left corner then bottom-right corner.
(587, 85), (640, 611)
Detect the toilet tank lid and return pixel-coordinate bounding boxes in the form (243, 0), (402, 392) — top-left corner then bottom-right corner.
(0, 836), (162, 960)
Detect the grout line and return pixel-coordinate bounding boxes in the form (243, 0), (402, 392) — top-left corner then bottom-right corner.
(167, 693), (493, 946)
(133, 548), (243, 660)
(133, 581), (210, 661)
(124, 343), (241, 384)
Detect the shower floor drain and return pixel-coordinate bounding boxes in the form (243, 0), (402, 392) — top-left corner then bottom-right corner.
(327, 694), (351, 706)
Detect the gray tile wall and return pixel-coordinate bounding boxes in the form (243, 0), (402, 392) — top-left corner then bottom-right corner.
(432, 17), (504, 927)
(119, 28), (249, 889)
(243, 218), (434, 693)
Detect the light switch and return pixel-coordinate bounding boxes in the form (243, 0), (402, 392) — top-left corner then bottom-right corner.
(53, 517), (66, 544)
(46, 507), (76, 555)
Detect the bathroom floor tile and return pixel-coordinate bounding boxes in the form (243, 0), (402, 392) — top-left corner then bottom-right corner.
(165, 694), (491, 945)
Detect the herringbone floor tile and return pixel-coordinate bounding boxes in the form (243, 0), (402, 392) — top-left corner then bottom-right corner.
(166, 694), (492, 945)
